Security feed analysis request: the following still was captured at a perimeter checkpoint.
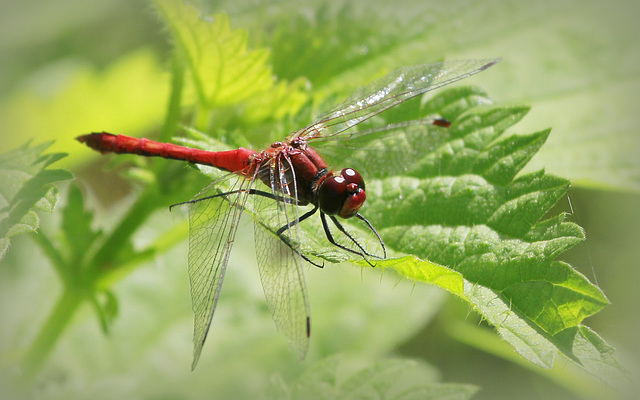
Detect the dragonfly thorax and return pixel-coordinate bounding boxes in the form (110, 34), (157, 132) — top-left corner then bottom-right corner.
(317, 168), (366, 219)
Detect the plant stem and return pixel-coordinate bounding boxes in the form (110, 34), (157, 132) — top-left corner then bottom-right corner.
(22, 287), (84, 382)
(194, 103), (211, 132)
(158, 52), (184, 143)
(91, 186), (160, 269)
(95, 219), (189, 290)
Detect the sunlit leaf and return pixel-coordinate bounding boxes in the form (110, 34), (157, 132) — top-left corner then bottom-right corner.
(241, 78), (310, 125)
(154, 0), (273, 109)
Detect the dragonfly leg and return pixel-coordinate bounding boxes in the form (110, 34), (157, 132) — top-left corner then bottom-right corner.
(320, 213), (386, 263)
(273, 206), (325, 269)
(275, 205), (318, 236)
(274, 230), (324, 269)
(319, 214), (379, 267)
(169, 188), (302, 211)
(355, 213), (386, 259)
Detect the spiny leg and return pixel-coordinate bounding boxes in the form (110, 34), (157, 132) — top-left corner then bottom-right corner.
(170, 188), (301, 211)
(273, 206), (324, 268)
(319, 213), (377, 266)
(355, 213), (386, 258)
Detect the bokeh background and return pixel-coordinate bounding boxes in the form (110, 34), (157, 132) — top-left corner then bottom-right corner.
(1, 0), (638, 399)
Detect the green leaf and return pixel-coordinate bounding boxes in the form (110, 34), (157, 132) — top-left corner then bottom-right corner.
(154, 0), (273, 109)
(266, 3), (403, 87)
(343, 88), (619, 381)
(473, 129), (551, 185)
(281, 356), (477, 400)
(0, 141), (71, 260)
(240, 77), (310, 126)
(61, 184), (102, 269)
(463, 284), (627, 389)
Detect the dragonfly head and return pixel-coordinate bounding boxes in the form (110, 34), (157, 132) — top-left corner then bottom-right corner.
(318, 168), (366, 219)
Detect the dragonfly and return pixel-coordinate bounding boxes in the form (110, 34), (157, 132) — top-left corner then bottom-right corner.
(78, 58), (499, 369)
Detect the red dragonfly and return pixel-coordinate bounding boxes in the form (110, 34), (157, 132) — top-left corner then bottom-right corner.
(78, 58), (499, 369)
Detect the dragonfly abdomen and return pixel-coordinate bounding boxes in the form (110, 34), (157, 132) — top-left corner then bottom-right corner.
(77, 132), (256, 172)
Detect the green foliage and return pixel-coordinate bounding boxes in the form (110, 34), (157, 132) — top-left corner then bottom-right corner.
(155, 0), (273, 109)
(265, 2), (402, 87)
(61, 185), (101, 269)
(273, 356), (478, 400)
(0, 142), (71, 260)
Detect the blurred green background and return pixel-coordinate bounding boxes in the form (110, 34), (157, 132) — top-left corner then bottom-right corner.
(1, 0), (638, 399)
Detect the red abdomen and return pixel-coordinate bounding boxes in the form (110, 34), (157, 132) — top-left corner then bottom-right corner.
(77, 132), (256, 173)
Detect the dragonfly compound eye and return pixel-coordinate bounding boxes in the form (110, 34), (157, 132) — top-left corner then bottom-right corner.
(318, 168), (366, 218)
(340, 168), (364, 190)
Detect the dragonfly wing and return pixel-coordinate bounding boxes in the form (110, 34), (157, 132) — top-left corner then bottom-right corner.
(187, 171), (254, 369)
(252, 155), (311, 358)
(293, 58), (500, 140)
(311, 120), (454, 179)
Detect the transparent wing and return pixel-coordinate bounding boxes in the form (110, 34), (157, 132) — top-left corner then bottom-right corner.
(187, 170), (255, 370)
(291, 58), (500, 140)
(312, 119), (454, 179)
(252, 155), (311, 358)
